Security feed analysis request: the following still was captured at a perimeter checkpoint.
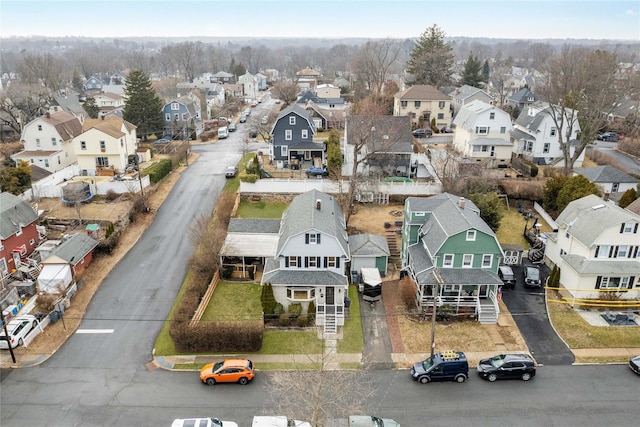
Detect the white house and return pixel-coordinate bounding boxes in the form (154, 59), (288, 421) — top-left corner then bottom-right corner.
(316, 84), (340, 99)
(238, 72), (258, 101)
(510, 101), (584, 168)
(574, 165), (640, 197)
(452, 100), (513, 167)
(449, 85), (494, 117)
(73, 116), (137, 176)
(545, 194), (640, 301)
(11, 112), (82, 173)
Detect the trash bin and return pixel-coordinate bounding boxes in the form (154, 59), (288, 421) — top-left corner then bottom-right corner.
(344, 297), (351, 309)
(351, 272), (359, 284)
(49, 311), (60, 323)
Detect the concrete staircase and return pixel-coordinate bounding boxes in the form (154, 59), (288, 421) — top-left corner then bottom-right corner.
(478, 300), (498, 324)
(324, 313), (337, 334)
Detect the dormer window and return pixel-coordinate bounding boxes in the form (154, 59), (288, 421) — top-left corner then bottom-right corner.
(289, 116), (296, 125)
(621, 222), (638, 234)
(466, 230), (476, 241)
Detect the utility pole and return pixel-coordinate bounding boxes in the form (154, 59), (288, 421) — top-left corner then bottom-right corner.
(430, 269), (444, 359)
(0, 309), (17, 363)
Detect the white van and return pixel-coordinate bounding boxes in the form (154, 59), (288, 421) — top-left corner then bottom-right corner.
(218, 126), (229, 139)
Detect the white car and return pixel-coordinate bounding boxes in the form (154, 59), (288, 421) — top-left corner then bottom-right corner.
(252, 416), (311, 427)
(171, 418), (238, 427)
(0, 314), (39, 349)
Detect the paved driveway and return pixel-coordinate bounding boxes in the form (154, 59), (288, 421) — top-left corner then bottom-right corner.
(502, 262), (575, 366)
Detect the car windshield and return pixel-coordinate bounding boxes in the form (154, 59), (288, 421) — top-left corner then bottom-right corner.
(489, 355), (506, 368)
(421, 357), (435, 371)
(212, 361), (224, 372)
(527, 268), (540, 280)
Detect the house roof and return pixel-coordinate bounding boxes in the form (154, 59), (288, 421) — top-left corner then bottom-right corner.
(452, 100), (508, 130)
(276, 190), (348, 256)
(626, 198), (640, 215)
(449, 85), (492, 101)
(555, 194), (640, 248)
(561, 255), (640, 275)
(345, 115), (412, 154)
(220, 234), (279, 258)
(469, 137), (513, 147)
(508, 88), (537, 104)
(51, 92), (86, 116)
(510, 128), (534, 141)
(0, 192), (38, 240)
(395, 85), (449, 101)
(37, 111), (83, 140)
(213, 71), (234, 78)
(82, 116), (135, 139)
(296, 67), (320, 77)
(574, 165), (639, 184)
(29, 164), (52, 181)
(272, 104), (316, 134)
(349, 234), (390, 257)
(49, 233), (98, 264)
(411, 260), (502, 286)
(263, 259), (347, 286)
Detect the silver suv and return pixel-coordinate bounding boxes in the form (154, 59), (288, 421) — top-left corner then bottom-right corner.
(524, 266), (542, 288)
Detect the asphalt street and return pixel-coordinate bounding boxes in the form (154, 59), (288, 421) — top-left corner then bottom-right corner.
(590, 140), (640, 175)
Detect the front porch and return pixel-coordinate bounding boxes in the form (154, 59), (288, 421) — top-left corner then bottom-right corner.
(417, 284), (500, 324)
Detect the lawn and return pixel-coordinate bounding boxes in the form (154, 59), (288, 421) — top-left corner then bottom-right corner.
(201, 282), (263, 321)
(337, 285), (365, 354)
(237, 200), (288, 218)
(496, 207), (554, 247)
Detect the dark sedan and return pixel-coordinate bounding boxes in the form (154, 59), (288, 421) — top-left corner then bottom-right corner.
(412, 128), (433, 138)
(597, 132), (619, 142)
(477, 353), (536, 382)
(630, 355), (640, 375)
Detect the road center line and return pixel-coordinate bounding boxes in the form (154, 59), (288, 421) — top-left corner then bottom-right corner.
(75, 329), (114, 334)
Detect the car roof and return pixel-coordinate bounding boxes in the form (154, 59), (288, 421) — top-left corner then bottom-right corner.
(222, 358), (250, 366)
(499, 265), (514, 272)
(503, 353), (534, 362)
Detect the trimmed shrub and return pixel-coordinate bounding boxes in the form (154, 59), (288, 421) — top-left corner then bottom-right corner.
(399, 276), (417, 309)
(307, 300), (316, 320)
(261, 283), (277, 315)
(287, 302), (302, 318)
(619, 188), (637, 208)
(171, 320), (264, 353)
(296, 314), (309, 327)
(273, 302), (284, 316)
(530, 164), (538, 178)
(279, 313), (290, 326)
(142, 159), (172, 183)
(239, 173), (258, 183)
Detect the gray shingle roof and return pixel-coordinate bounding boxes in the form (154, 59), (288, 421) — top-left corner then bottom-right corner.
(345, 115), (412, 154)
(562, 254), (640, 275)
(0, 192), (38, 240)
(574, 165), (639, 184)
(349, 234), (390, 257)
(50, 233), (98, 264)
(262, 259), (347, 286)
(395, 85), (449, 101)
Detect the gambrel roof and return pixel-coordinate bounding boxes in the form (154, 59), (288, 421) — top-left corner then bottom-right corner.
(271, 104), (316, 135)
(0, 192), (38, 239)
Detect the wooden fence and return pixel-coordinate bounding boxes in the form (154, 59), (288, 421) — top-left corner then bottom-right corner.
(190, 270), (220, 326)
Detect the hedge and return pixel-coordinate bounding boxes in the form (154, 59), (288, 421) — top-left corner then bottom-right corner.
(142, 159), (172, 183)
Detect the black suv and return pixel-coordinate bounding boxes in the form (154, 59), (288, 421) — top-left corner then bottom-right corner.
(597, 132), (619, 142)
(412, 128), (433, 138)
(498, 265), (516, 289)
(410, 351), (469, 383)
(523, 266), (542, 288)
(477, 353), (536, 382)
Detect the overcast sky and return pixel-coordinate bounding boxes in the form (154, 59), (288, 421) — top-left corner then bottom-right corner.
(2, 0), (639, 40)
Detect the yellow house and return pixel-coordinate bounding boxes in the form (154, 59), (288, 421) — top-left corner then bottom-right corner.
(393, 85), (452, 130)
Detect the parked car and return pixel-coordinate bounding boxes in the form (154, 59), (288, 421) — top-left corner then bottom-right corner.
(218, 126), (229, 139)
(629, 355), (640, 375)
(228, 123), (237, 132)
(306, 167), (328, 177)
(498, 265), (516, 289)
(597, 132), (619, 142)
(155, 137), (171, 144)
(252, 416), (311, 427)
(243, 108), (251, 117)
(274, 99), (281, 104)
(523, 265), (542, 288)
(225, 166), (238, 178)
(440, 126), (453, 133)
(261, 116), (269, 125)
(327, 416), (400, 427)
(412, 128), (433, 138)
(239, 115), (247, 123)
(172, 418), (238, 427)
(200, 358), (255, 385)
(410, 350), (469, 383)
(477, 353), (536, 382)
(0, 315), (39, 349)
(248, 130), (258, 138)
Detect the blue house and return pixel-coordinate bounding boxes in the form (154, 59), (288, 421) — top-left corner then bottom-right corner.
(269, 104), (323, 169)
(161, 94), (203, 139)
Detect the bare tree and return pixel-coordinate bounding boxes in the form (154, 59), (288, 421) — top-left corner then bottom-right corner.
(352, 39), (402, 94)
(271, 80), (298, 105)
(163, 42), (205, 82)
(16, 52), (69, 93)
(265, 351), (376, 427)
(0, 83), (51, 135)
(539, 46), (623, 175)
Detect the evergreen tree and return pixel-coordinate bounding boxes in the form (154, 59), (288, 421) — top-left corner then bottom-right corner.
(83, 96), (99, 118)
(556, 175), (601, 214)
(467, 192), (505, 231)
(72, 70), (84, 93)
(260, 283), (277, 316)
(406, 24), (454, 88)
(618, 188), (637, 208)
(0, 160), (32, 194)
(482, 60), (490, 83)
(461, 52), (484, 88)
(123, 69), (164, 141)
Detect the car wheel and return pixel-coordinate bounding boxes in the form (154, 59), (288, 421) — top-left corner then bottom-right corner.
(18, 338), (24, 347)
(521, 372), (532, 381)
(206, 378), (216, 386)
(419, 376), (430, 384)
(455, 374), (466, 383)
(238, 377), (249, 385)
(487, 373), (498, 382)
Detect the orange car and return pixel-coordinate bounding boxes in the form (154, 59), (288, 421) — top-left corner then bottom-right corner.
(200, 359), (255, 385)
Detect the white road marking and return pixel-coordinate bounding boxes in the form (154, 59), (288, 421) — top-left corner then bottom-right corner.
(75, 329), (114, 334)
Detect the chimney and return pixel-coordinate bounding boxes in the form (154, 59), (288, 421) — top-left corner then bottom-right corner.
(46, 112), (51, 119)
(603, 191), (610, 201)
(316, 199), (321, 210)
(458, 197), (465, 209)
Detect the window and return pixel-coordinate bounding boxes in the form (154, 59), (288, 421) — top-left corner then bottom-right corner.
(466, 230), (476, 241)
(171, 102), (180, 110)
(443, 254), (454, 268)
(616, 246), (631, 258)
(462, 254), (473, 268)
(0, 258), (7, 275)
(286, 287), (315, 300)
(174, 113), (179, 122)
(96, 157), (109, 167)
(414, 101), (421, 108)
(308, 257), (318, 268)
(550, 127), (557, 136)
(301, 129), (308, 139)
(401, 101), (407, 107)
(288, 256), (298, 267)
(57, 156), (60, 165)
(29, 239), (35, 245)
(15, 228), (22, 237)
(285, 130), (293, 140)
(595, 245), (611, 258)
(281, 146), (288, 156)
(599, 276), (631, 289)
(52, 137), (57, 146)
(437, 113), (444, 120)
(439, 101), (445, 108)
(444, 284), (460, 292)
(326, 256), (337, 268)
(165, 113), (171, 121)
(99, 141), (106, 150)
(306, 233), (321, 244)
(44, 159), (49, 167)
(182, 113), (187, 121)
(475, 126), (489, 135)
(621, 222), (637, 234)
(482, 254), (492, 268)
(490, 112), (495, 119)
(500, 127), (506, 134)
(80, 141), (87, 150)
(543, 143), (550, 153)
(38, 125), (42, 131)
(289, 116), (296, 125)
(36, 139), (41, 148)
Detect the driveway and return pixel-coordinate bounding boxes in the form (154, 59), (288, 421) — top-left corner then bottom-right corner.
(501, 261), (575, 366)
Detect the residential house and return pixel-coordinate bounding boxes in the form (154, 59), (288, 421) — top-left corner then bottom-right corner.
(452, 100), (514, 167)
(574, 165), (639, 199)
(401, 194), (504, 324)
(38, 233), (98, 293)
(303, 101), (348, 131)
(348, 234), (390, 277)
(297, 90), (347, 110)
(296, 67), (320, 91)
(92, 92), (125, 117)
(262, 189), (350, 334)
(11, 111), (82, 173)
(49, 90), (87, 123)
(449, 85), (494, 117)
(238, 72), (258, 101)
(607, 98), (640, 124)
(263, 69), (279, 83)
(626, 198), (640, 216)
(316, 84), (340, 99)
(269, 104), (321, 169)
(0, 192), (41, 278)
(393, 85), (452, 129)
(221, 83), (244, 99)
(83, 75), (103, 93)
(73, 116), (137, 176)
(177, 78), (224, 114)
(510, 101), (584, 167)
(544, 194), (640, 301)
(212, 71), (235, 84)
(343, 115), (413, 179)
(507, 88), (537, 113)
(255, 73), (268, 91)
(161, 93), (204, 139)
